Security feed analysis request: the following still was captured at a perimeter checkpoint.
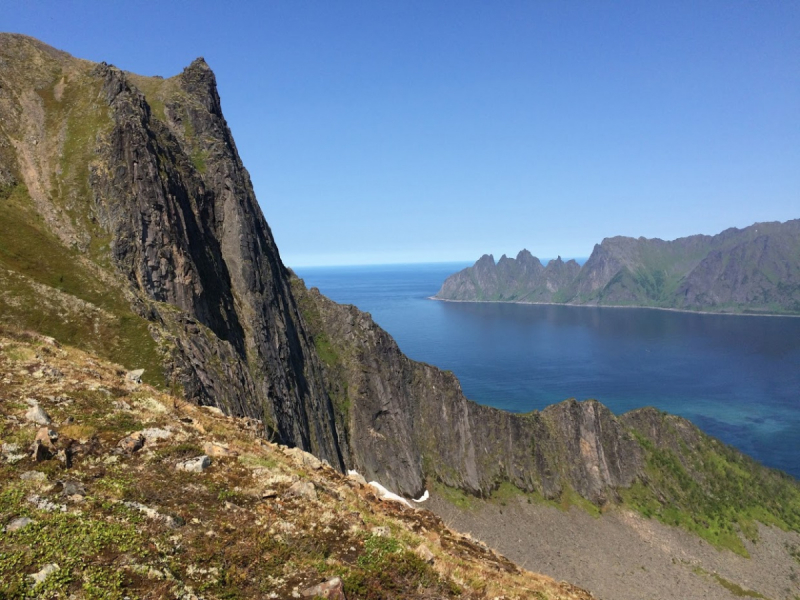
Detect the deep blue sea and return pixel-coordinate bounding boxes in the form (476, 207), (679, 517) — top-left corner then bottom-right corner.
(295, 263), (800, 479)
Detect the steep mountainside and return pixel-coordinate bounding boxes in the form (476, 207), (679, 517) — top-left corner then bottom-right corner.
(2, 36), (800, 599)
(435, 220), (800, 314)
(294, 280), (800, 557)
(0, 33), (345, 469)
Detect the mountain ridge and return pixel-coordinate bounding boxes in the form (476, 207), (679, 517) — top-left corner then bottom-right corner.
(435, 220), (800, 315)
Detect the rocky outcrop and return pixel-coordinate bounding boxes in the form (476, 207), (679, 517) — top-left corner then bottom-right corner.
(297, 282), (649, 502)
(435, 220), (800, 314)
(1, 329), (597, 600)
(0, 33), (344, 469)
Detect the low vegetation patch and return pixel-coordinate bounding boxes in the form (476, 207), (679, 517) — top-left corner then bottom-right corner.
(691, 567), (766, 599)
(621, 428), (800, 556)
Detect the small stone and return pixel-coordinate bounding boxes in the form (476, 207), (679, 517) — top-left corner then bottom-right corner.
(43, 366), (64, 379)
(27, 494), (66, 513)
(259, 473), (295, 487)
(140, 427), (172, 442)
(61, 480), (86, 497)
(29, 563), (59, 584)
(261, 489), (278, 499)
(5, 517), (33, 532)
(117, 432), (145, 453)
(2, 443), (25, 464)
(30, 441), (53, 463)
(32, 428), (58, 461)
(202, 441), (238, 458)
(54, 447), (71, 467)
(123, 501), (180, 528)
(286, 447), (323, 470)
(34, 427), (58, 446)
(176, 455), (211, 473)
(25, 405), (51, 426)
(36, 335), (59, 347)
(20, 471), (47, 483)
(414, 543), (435, 564)
(285, 480), (317, 501)
(112, 399), (132, 410)
(126, 369), (144, 384)
(136, 397), (168, 414)
(300, 577), (345, 599)
(347, 470), (367, 485)
(371, 526), (391, 538)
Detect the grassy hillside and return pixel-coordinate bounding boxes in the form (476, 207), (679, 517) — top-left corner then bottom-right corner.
(0, 328), (594, 599)
(0, 184), (164, 385)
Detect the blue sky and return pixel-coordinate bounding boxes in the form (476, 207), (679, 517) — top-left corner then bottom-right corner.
(4, 1), (799, 266)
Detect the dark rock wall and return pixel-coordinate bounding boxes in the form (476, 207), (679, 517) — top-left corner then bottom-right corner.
(296, 284), (645, 501)
(84, 58), (344, 468)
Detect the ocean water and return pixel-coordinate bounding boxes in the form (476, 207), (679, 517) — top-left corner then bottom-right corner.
(295, 263), (800, 479)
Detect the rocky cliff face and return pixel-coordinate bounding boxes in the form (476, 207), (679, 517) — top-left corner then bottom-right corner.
(296, 280), (721, 504)
(676, 222), (800, 311)
(435, 221), (800, 314)
(293, 277), (800, 554)
(0, 34), (344, 469)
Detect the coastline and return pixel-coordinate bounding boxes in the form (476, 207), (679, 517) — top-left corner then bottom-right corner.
(428, 296), (800, 318)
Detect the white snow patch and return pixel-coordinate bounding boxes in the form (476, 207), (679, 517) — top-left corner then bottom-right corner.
(412, 490), (429, 503)
(368, 481), (411, 508)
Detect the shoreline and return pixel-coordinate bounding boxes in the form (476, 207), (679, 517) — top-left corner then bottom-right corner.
(428, 296), (800, 318)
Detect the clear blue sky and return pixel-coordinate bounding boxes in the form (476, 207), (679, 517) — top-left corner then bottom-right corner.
(4, 1), (799, 266)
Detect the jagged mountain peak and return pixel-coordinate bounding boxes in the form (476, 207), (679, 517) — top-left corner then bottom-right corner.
(436, 219), (800, 313)
(0, 33), (344, 470)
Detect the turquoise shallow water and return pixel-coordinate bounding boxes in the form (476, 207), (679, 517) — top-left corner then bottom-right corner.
(295, 263), (800, 479)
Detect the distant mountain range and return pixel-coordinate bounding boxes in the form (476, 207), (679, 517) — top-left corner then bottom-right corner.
(435, 220), (800, 315)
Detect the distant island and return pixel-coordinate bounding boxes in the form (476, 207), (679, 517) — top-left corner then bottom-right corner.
(434, 219), (800, 315)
